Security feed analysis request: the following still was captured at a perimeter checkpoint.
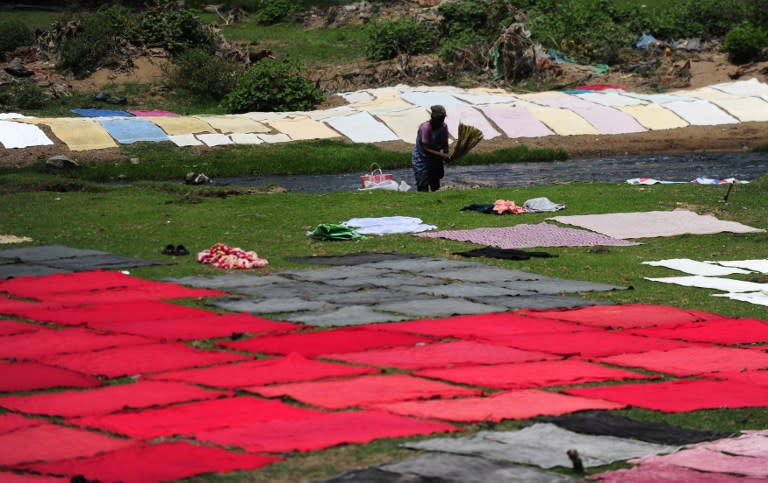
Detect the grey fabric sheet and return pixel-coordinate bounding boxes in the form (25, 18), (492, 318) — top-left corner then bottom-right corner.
(381, 453), (580, 482)
(404, 423), (678, 469)
(288, 252), (423, 266)
(0, 263), (68, 279)
(0, 244), (108, 262)
(312, 468), (449, 483)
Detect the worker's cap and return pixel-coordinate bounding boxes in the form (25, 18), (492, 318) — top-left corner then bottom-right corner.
(430, 105), (446, 118)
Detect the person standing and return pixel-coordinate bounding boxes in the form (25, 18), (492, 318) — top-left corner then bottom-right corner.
(412, 105), (450, 192)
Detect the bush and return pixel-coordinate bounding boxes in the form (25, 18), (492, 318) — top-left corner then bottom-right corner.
(253, 0), (294, 24)
(135, 0), (216, 54)
(438, 0), (520, 39)
(220, 58), (324, 113)
(724, 22), (768, 64)
(166, 49), (239, 101)
(363, 17), (436, 61)
(0, 80), (46, 110)
(0, 19), (35, 61)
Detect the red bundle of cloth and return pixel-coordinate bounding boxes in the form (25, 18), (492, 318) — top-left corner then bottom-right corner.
(197, 243), (268, 269)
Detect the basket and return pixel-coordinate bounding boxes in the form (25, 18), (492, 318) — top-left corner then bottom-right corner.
(360, 163), (393, 188)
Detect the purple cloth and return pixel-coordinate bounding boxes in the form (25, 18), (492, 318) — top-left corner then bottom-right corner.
(530, 95), (646, 134)
(418, 222), (639, 248)
(480, 104), (554, 138)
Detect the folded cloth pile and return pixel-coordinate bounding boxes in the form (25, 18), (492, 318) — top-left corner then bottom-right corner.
(197, 242), (268, 269)
(493, 199), (525, 215)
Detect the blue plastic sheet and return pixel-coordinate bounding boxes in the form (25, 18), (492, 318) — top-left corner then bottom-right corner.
(71, 108), (132, 117)
(98, 118), (169, 144)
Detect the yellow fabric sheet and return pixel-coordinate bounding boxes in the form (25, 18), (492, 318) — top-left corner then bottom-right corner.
(150, 117), (215, 135)
(375, 107), (430, 144)
(266, 116), (341, 141)
(618, 104), (688, 130)
(346, 87), (412, 110)
(194, 115), (271, 134)
(684, 91), (768, 122)
(21, 117), (117, 151)
(518, 102), (599, 135)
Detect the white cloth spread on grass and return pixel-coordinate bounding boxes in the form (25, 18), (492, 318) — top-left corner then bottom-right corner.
(324, 111), (399, 143)
(168, 134), (203, 147)
(643, 259), (752, 276)
(523, 197), (566, 212)
(713, 291), (768, 306)
(712, 260), (768, 274)
(549, 209), (764, 239)
(196, 133), (233, 147)
(342, 216), (436, 235)
(0, 120), (54, 148)
(644, 276), (767, 293)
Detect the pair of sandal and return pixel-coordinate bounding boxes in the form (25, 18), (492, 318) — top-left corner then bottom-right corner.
(162, 244), (190, 256)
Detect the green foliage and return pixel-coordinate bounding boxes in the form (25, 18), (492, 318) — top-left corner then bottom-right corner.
(0, 19), (35, 61)
(437, 0), (520, 39)
(0, 80), (46, 110)
(252, 0), (295, 24)
(57, 5), (136, 79)
(724, 22), (768, 64)
(166, 49), (239, 101)
(135, 0), (216, 54)
(363, 17), (436, 61)
(220, 58), (324, 113)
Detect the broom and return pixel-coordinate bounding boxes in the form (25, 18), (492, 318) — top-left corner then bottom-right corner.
(450, 123), (483, 161)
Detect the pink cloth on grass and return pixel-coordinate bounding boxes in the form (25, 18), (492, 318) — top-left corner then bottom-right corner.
(518, 303), (723, 329)
(598, 346), (768, 376)
(633, 446), (768, 478)
(631, 317), (768, 344)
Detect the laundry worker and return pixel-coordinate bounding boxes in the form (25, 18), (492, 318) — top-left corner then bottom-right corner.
(412, 104), (450, 192)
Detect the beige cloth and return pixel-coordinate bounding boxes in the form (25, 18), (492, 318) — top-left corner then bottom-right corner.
(518, 101), (599, 135)
(618, 104), (688, 130)
(21, 117), (117, 151)
(266, 116), (340, 140)
(150, 116), (216, 135)
(194, 115), (271, 134)
(346, 87), (412, 111)
(0, 234), (33, 244)
(375, 106), (430, 144)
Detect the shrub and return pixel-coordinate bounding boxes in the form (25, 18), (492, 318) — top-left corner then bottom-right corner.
(135, 0), (216, 54)
(0, 19), (34, 61)
(438, 0), (519, 39)
(0, 80), (46, 110)
(253, 0), (294, 24)
(166, 49), (239, 101)
(724, 22), (768, 64)
(363, 17), (436, 61)
(220, 58), (324, 113)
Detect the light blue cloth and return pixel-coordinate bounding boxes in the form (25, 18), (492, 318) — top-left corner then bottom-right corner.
(71, 108), (132, 117)
(98, 118), (169, 144)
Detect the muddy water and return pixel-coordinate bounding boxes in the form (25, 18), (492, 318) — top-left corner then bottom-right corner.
(215, 151), (768, 193)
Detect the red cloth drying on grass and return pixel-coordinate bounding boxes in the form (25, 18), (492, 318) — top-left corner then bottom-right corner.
(197, 409), (460, 453)
(565, 379), (768, 412)
(38, 284), (223, 305)
(68, 396), (319, 440)
(8, 299), (216, 326)
(0, 319), (40, 336)
(598, 346), (768, 376)
(324, 340), (559, 370)
(148, 353), (378, 388)
(0, 270), (148, 298)
(0, 424), (135, 466)
(0, 327), (152, 360)
(86, 312), (299, 341)
(218, 327), (434, 357)
(704, 370), (768, 387)
(631, 318), (768, 345)
(364, 311), (596, 339)
(0, 296), (54, 317)
(40, 342), (248, 378)
(0, 471), (67, 482)
(518, 304), (723, 329)
(0, 381), (225, 418)
(0, 413), (46, 434)
(489, 331), (699, 358)
(0, 361), (100, 392)
(250, 374), (482, 410)
(374, 389), (625, 423)
(16, 441), (281, 483)
(415, 359), (656, 390)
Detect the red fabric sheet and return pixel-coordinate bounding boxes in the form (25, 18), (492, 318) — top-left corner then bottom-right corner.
(0, 327), (153, 360)
(86, 312), (299, 341)
(40, 342), (248, 377)
(0, 413), (47, 434)
(39, 284), (224, 305)
(0, 381), (225, 417)
(0, 297), (56, 317)
(594, 461), (768, 483)
(148, 353), (378, 388)
(0, 424), (135, 466)
(518, 304), (723, 329)
(17, 441), (281, 482)
(0, 270), (148, 298)
(218, 327), (434, 357)
(323, 340), (559, 369)
(375, 389), (625, 422)
(0, 472), (67, 482)
(364, 311), (596, 339)
(9, 300), (215, 326)
(631, 318), (768, 345)
(565, 379), (768, 412)
(0, 319), (40, 336)
(488, 331), (698, 358)
(0, 361), (100, 392)
(249, 374), (482, 410)
(599, 346), (768, 376)
(68, 396), (319, 440)
(705, 370), (768, 387)
(416, 359), (656, 390)
(197, 409), (459, 453)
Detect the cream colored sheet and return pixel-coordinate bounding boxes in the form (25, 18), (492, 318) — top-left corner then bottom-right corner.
(266, 116), (341, 140)
(194, 115), (271, 134)
(150, 116), (215, 135)
(375, 106), (430, 144)
(618, 104), (688, 130)
(21, 117), (117, 151)
(518, 101), (599, 135)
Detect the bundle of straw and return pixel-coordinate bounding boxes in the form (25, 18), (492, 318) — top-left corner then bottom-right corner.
(450, 123), (483, 161)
